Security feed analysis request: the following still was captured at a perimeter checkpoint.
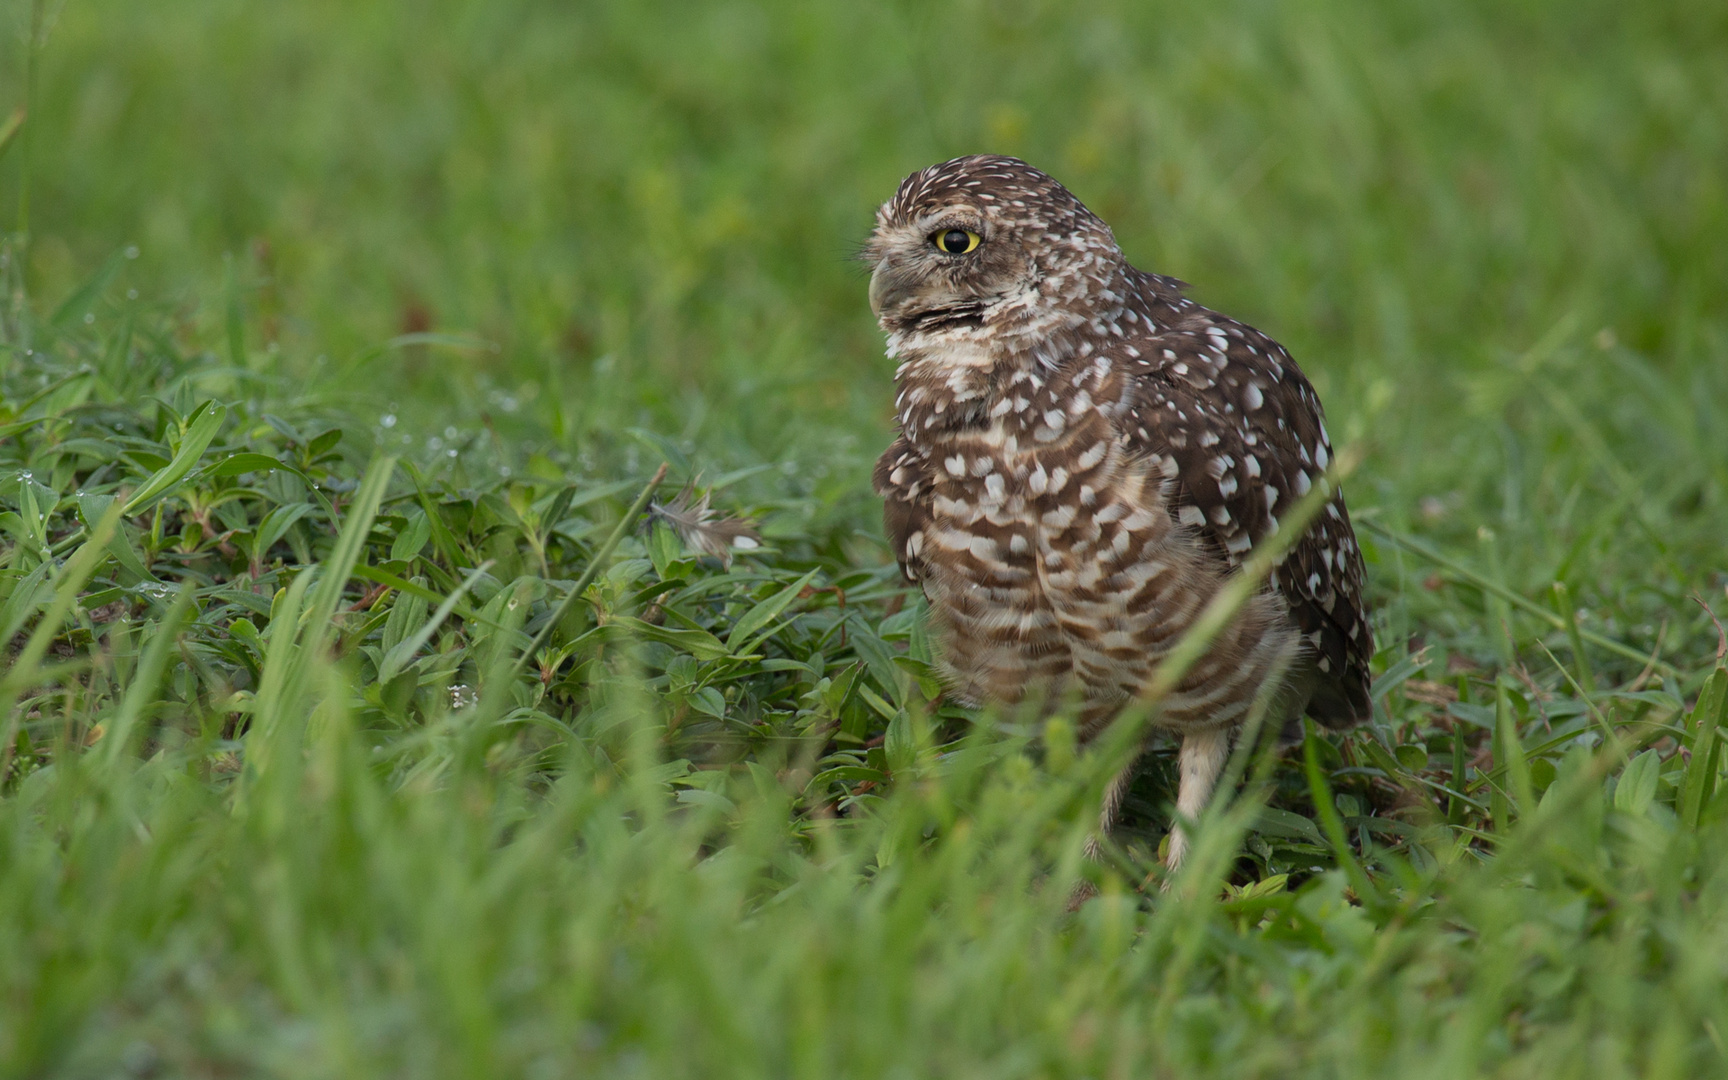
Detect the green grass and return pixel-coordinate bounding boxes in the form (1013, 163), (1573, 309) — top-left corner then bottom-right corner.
(2, 0), (1728, 1075)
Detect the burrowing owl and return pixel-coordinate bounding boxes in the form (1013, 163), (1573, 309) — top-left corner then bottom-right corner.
(867, 156), (1372, 868)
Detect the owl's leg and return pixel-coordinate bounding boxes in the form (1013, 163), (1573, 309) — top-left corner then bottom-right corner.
(1084, 758), (1141, 862)
(1069, 751), (1143, 911)
(1165, 726), (1233, 870)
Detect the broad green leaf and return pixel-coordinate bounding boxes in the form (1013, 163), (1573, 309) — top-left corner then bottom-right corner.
(807, 765), (884, 792)
(726, 569), (817, 652)
(390, 510), (433, 563)
(122, 401), (227, 514)
(856, 683), (897, 723)
(1395, 744), (1429, 771)
(262, 414), (305, 445)
(687, 687), (727, 719)
(402, 460), (466, 567)
(75, 491), (116, 530)
(0, 560), (54, 646)
(209, 452), (292, 478)
(307, 428), (343, 458)
(1233, 874), (1290, 901)
(647, 521), (684, 579)
(606, 616), (733, 661)
(228, 617), (264, 653)
(1371, 650), (1428, 703)
(1253, 807), (1328, 847)
(1614, 749), (1660, 816)
(675, 788), (737, 814)
(252, 503), (317, 557)
(0, 415), (50, 441)
(884, 708), (916, 774)
(76, 491), (155, 582)
(848, 616), (903, 704)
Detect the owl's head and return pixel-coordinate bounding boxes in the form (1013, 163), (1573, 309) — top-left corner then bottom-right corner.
(863, 156), (1123, 350)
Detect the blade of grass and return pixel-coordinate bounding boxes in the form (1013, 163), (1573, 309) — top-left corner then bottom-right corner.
(239, 455), (394, 784)
(1551, 581), (1598, 694)
(1493, 678), (1534, 828)
(508, 463), (667, 684)
(1303, 718), (1380, 905)
(0, 502), (123, 774)
(100, 582), (196, 766)
(0, 107), (24, 163)
(1479, 528), (1515, 666)
(238, 567), (315, 791)
(376, 560), (495, 684)
(728, 568), (819, 654)
(1680, 668), (1727, 829)
(1450, 725), (1468, 824)
(349, 563), (506, 631)
(298, 454), (397, 656)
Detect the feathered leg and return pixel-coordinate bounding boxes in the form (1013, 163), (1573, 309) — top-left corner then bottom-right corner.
(1165, 726), (1232, 870)
(1084, 756), (1142, 864)
(1070, 751), (1143, 910)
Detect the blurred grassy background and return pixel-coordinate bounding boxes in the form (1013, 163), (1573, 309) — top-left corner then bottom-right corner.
(6, 0), (1724, 465)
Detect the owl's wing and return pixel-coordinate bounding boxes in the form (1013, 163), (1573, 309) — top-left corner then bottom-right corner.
(1120, 313), (1373, 726)
(873, 436), (937, 588)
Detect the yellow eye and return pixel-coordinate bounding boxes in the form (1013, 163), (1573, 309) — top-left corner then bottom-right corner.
(933, 228), (981, 254)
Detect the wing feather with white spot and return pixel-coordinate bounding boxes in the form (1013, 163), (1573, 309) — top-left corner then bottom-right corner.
(1116, 294), (1373, 725)
(873, 435), (937, 589)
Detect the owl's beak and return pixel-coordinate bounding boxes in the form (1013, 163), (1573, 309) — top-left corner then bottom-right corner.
(868, 256), (910, 319)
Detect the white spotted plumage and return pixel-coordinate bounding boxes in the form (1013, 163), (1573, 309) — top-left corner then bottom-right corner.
(867, 156), (1373, 873)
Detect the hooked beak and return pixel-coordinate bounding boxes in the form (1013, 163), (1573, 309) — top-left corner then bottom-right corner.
(868, 254), (915, 320)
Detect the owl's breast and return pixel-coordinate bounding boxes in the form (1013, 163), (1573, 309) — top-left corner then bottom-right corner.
(915, 409), (1200, 712)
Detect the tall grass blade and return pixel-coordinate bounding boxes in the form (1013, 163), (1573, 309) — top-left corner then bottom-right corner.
(376, 559), (494, 684)
(298, 454), (397, 653)
(0, 502), (122, 739)
(99, 582), (195, 766)
(1302, 719), (1379, 905)
(1495, 678), (1534, 824)
(0, 107), (24, 163)
(509, 462), (667, 683)
(1680, 669), (1727, 829)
